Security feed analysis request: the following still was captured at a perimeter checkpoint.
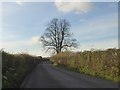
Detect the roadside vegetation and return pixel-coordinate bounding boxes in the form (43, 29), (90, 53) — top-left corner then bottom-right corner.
(2, 50), (42, 88)
(50, 48), (120, 82)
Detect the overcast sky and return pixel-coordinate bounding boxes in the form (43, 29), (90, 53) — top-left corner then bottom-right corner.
(1, 1), (118, 57)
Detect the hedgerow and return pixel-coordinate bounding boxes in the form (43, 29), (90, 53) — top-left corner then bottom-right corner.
(50, 48), (120, 82)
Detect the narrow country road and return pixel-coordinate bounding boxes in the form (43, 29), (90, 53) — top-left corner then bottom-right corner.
(20, 61), (118, 88)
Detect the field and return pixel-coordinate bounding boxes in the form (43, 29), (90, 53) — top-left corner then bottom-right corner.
(50, 48), (120, 82)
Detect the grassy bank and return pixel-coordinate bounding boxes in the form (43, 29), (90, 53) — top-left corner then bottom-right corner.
(2, 51), (42, 88)
(50, 48), (120, 82)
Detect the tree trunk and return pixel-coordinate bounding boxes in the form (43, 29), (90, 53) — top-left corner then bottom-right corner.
(56, 48), (61, 54)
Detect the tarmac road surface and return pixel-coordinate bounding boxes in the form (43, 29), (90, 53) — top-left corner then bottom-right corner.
(20, 61), (118, 88)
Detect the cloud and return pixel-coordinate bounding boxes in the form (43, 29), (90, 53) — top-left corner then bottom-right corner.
(90, 0), (119, 2)
(2, 36), (41, 49)
(78, 39), (118, 51)
(16, 0), (24, 6)
(55, 0), (93, 14)
(2, 36), (48, 57)
(70, 12), (118, 51)
(2, 39), (30, 49)
(73, 13), (118, 41)
(30, 36), (41, 45)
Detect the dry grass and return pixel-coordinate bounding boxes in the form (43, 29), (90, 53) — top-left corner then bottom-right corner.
(50, 48), (120, 82)
(2, 51), (42, 88)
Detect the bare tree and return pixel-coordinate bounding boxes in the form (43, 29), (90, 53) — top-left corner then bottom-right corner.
(40, 18), (78, 54)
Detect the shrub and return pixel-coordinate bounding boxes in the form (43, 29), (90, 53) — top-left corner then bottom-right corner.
(50, 48), (120, 82)
(2, 51), (42, 88)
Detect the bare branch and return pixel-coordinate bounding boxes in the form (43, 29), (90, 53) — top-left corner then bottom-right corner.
(40, 18), (78, 54)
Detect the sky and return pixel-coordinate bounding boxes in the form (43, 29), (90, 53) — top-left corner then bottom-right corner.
(1, 0), (119, 57)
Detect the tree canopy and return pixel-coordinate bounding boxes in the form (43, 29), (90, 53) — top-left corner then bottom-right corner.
(40, 18), (78, 54)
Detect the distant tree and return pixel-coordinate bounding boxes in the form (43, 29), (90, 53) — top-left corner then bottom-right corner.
(40, 18), (78, 54)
